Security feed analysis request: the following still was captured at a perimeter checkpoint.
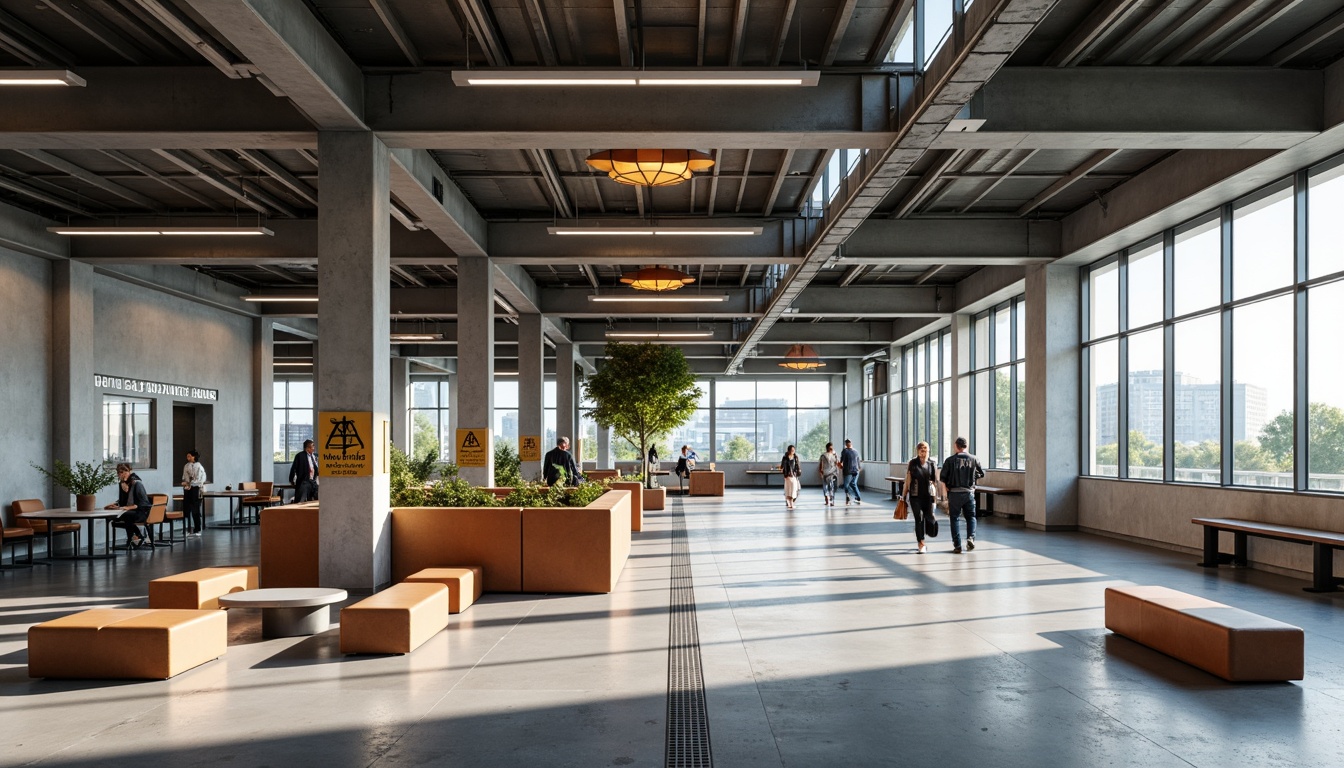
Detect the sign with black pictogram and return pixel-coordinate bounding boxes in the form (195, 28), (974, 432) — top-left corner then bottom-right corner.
(519, 435), (541, 462)
(318, 411), (373, 476)
(456, 428), (489, 467)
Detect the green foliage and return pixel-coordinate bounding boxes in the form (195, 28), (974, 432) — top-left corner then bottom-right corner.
(795, 420), (830, 460)
(32, 459), (117, 495)
(1301, 403), (1344, 475)
(494, 441), (523, 488)
(565, 481), (608, 508)
(411, 412), (439, 459)
(720, 434), (756, 461)
(501, 480), (565, 508)
(584, 343), (701, 488)
(426, 476), (501, 508)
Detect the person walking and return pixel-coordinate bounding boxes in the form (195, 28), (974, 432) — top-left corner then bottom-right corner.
(289, 439), (320, 502)
(818, 442), (841, 506)
(903, 441), (938, 554)
(939, 436), (985, 554)
(180, 449), (207, 536)
(780, 444), (801, 509)
(840, 438), (863, 504)
(543, 436), (583, 486)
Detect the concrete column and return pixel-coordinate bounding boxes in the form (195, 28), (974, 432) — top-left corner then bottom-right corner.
(556, 341), (576, 455)
(517, 314), (544, 479)
(1025, 264), (1080, 530)
(51, 259), (97, 508)
(456, 256), (494, 485)
(316, 130), (391, 591)
(254, 318), (274, 482)
(950, 313), (972, 444)
(598, 426), (612, 468)
(390, 356), (410, 453)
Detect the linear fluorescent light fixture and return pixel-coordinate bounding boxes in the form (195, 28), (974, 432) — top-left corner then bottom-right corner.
(548, 226), (762, 236)
(390, 333), (444, 341)
(587, 295), (729, 303)
(48, 226), (274, 236)
(605, 331), (715, 339)
(0, 69), (85, 86)
(454, 70), (817, 87)
(242, 294), (318, 303)
(494, 371), (519, 376)
(274, 362), (313, 367)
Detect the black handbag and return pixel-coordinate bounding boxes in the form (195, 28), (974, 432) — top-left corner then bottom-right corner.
(925, 511), (939, 538)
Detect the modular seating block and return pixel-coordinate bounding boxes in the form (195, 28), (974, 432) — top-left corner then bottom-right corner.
(404, 566), (484, 613)
(392, 507), (524, 591)
(610, 480), (644, 532)
(522, 490), (632, 594)
(149, 566), (260, 609)
(340, 582), (449, 655)
(28, 608), (227, 680)
(260, 504), (319, 588)
(689, 471), (725, 496)
(1105, 586), (1304, 682)
(643, 487), (666, 511)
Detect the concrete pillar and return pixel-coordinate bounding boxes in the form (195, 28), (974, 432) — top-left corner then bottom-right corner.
(556, 341), (576, 455)
(950, 313), (972, 445)
(51, 259), (97, 508)
(598, 426), (612, 468)
(316, 130), (391, 591)
(254, 318), (275, 482)
(517, 314), (544, 479)
(456, 256), (494, 485)
(1025, 264), (1080, 530)
(390, 356), (410, 453)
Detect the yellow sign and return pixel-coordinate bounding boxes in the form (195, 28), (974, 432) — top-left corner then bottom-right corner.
(456, 428), (490, 467)
(318, 411), (374, 477)
(519, 435), (542, 462)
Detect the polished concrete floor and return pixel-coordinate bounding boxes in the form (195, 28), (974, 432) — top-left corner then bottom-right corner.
(2, 489), (1342, 767)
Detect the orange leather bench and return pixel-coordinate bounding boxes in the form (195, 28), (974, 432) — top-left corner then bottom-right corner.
(149, 566), (259, 609)
(28, 608), (227, 679)
(1104, 585), (1304, 681)
(340, 582), (449, 655)
(403, 567), (483, 613)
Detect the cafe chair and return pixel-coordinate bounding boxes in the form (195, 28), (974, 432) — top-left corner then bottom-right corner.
(1, 512), (35, 568)
(145, 494), (173, 547)
(240, 482), (281, 524)
(11, 498), (79, 555)
(161, 495), (187, 543)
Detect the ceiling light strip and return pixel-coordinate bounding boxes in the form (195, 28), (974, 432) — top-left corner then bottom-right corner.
(48, 226), (274, 236)
(453, 71), (817, 87)
(605, 331), (715, 338)
(548, 227), (762, 236)
(587, 295), (728, 303)
(0, 70), (85, 86)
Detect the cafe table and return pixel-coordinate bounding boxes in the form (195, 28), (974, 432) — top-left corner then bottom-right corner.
(17, 507), (123, 561)
(202, 489), (258, 528)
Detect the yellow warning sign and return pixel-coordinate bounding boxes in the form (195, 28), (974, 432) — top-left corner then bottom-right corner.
(456, 428), (489, 467)
(519, 435), (541, 462)
(318, 411), (373, 477)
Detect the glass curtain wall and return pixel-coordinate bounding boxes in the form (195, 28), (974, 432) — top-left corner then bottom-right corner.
(862, 362), (889, 464)
(1082, 154), (1344, 493)
(968, 297), (1026, 470)
(894, 329), (951, 463)
(272, 380), (313, 463)
(409, 378), (450, 459)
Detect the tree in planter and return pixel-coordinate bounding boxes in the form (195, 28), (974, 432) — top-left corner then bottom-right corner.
(583, 342), (702, 489)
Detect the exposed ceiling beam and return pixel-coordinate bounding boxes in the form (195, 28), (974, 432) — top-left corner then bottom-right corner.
(613, 0), (633, 67)
(1160, 0), (1273, 65)
(0, 174), (96, 216)
(762, 149), (795, 217)
(236, 149), (318, 207)
(1263, 5), (1344, 66)
(729, 0), (750, 66)
(822, 0), (860, 66)
(453, 0), (511, 66)
(132, 0), (246, 77)
(520, 0), (560, 65)
(866, 0), (914, 66)
(771, 0), (798, 65)
(152, 149), (272, 215)
(1204, 0), (1306, 63)
(369, 0), (423, 66)
(890, 150), (962, 218)
(957, 148), (1036, 213)
(42, 0), (152, 64)
(1130, 0), (1219, 65)
(100, 149), (223, 210)
(1043, 0), (1144, 66)
(1016, 150), (1118, 217)
(0, 7), (76, 66)
(16, 149), (167, 212)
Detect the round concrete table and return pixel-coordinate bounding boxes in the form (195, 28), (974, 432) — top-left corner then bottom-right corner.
(218, 587), (347, 638)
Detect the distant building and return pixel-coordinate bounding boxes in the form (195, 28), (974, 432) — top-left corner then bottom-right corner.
(1096, 371), (1267, 445)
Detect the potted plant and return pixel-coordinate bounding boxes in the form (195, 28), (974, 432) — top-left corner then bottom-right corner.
(31, 459), (119, 511)
(583, 342), (702, 489)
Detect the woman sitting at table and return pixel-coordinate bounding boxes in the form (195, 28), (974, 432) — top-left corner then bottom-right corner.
(105, 463), (152, 548)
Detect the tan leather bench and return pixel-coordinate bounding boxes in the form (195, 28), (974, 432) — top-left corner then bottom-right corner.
(340, 582), (449, 655)
(149, 566), (260, 609)
(1105, 586), (1304, 681)
(403, 567), (483, 613)
(689, 470), (725, 496)
(261, 503), (319, 588)
(28, 608), (227, 679)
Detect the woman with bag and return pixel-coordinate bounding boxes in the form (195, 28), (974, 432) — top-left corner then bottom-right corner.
(818, 442), (841, 506)
(903, 441), (939, 554)
(181, 449), (207, 536)
(780, 444), (802, 510)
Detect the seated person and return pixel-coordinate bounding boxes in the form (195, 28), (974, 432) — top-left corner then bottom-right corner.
(105, 462), (152, 548)
(675, 445), (699, 479)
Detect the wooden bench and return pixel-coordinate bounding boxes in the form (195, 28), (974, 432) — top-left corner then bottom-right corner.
(149, 566), (260, 609)
(689, 470), (725, 496)
(28, 608), (227, 679)
(1193, 517), (1344, 593)
(1104, 585), (1303, 681)
(340, 582), (449, 655)
(403, 566), (483, 613)
(746, 469), (780, 486)
(975, 485), (1022, 517)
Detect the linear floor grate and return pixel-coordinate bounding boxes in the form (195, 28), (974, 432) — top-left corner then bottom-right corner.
(666, 496), (712, 768)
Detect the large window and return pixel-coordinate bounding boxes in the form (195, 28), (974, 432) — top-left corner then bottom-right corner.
(714, 380), (828, 463)
(493, 379), (518, 451)
(103, 395), (152, 469)
(894, 329), (951, 463)
(862, 361), (889, 463)
(969, 298), (1026, 470)
(409, 379), (450, 459)
(273, 380), (312, 463)
(1082, 155), (1344, 493)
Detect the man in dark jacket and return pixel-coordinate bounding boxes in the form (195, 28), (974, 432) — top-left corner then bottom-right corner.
(289, 439), (320, 502)
(840, 439), (863, 504)
(106, 462), (152, 547)
(939, 436), (985, 554)
(543, 436), (582, 486)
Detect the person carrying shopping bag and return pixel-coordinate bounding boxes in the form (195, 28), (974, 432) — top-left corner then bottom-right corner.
(903, 441), (939, 554)
(780, 444), (802, 510)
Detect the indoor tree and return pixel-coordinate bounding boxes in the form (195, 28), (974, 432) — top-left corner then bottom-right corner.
(583, 342), (702, 488)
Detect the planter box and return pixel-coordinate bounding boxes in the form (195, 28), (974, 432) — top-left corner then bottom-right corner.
(643, 487), (665, 510)
(610, 481), (643, 532)
(585, 469), (619, 482)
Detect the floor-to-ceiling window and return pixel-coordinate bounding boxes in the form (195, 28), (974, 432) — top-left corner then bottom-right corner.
(1082, 154), (1344, 493)
(713, 380), (829, 463)
(272, 379), (313, 463)
(894, 328), (951, 463)
(968, 297), (1026, 470)
(862, 361), (889, 464)
(409, 378), (450, 459)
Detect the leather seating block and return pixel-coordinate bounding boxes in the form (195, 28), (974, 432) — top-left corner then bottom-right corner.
(392, 507), (523, 591)
(403, 567), (483, 613)
(521, 490), (631, 594)
(149, 566), (260, 609)
(28, 608), (227, 679)
(340, 582), (449, 655)
(689, 471), (725, 496)
(642, 487), (665, 511)
(260, 503), (319, 588)
(1105, 586), (1304, 682)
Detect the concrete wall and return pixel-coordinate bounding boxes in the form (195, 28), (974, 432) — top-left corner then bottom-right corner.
(92, 271), (257, 505)
(1079, 478), (1344, 579)
(0, 249), (53, 519)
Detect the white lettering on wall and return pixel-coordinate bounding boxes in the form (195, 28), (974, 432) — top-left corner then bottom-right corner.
(93, 374), (218, 402)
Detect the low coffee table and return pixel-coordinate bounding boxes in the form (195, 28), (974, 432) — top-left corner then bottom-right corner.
(218, 587), (348, 638)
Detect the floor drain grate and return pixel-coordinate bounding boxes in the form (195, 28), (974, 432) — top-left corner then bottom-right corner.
(666, 497), (712, 768)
